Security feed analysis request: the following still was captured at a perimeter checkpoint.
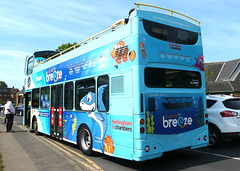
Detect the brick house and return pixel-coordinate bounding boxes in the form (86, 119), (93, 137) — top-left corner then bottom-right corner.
(16, 89), (24, 106)
(0, 87), (19, 103)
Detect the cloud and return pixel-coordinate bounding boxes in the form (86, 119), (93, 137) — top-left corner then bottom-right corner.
(0, 48), (28, 89)
(0, 1), (85, 39)
(0, 49), (28, 59)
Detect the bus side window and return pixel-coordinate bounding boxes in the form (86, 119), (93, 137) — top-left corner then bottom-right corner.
(26, 56), (33, 75)
(64, 82), (73, 110)
(75, 78), (95, 111)
(40, 86), (50, 109)
(32, 88), (39, 108)
(97, 75), (109, 112)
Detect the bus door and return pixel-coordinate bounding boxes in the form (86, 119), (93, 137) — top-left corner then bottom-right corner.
(50, 84), (63, 139)
(24, 92), (31, 127)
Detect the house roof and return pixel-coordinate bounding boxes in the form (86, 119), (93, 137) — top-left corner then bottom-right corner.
(17, 89), (24, 95)
(206, 58), (240, 93)
(205, 62), (224, 82)
(9, 88), (19, 94)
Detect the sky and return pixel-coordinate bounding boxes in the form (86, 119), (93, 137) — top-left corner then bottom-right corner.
(0, 0), (240, 89)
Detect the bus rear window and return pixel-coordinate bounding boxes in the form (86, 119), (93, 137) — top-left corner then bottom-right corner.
(143, 19), (198, 45)
(145, 67), (201, 88)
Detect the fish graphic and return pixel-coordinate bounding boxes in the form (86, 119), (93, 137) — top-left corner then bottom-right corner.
(140, 41), (147, 59)
(111, 41), (136, 64)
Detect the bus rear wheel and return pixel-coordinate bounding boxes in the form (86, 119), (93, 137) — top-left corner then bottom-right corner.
(78, 125), (93, 156)
(209, 126), (222, 147)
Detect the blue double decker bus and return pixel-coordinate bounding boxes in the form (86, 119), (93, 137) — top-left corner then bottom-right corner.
(23, 3), (208, 161)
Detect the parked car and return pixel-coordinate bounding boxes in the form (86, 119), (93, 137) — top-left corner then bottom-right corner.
(206, 95), (240, 147)
(15, 105), (24, 116)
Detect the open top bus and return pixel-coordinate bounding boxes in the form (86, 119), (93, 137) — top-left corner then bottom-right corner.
(23, 3), (208, 161)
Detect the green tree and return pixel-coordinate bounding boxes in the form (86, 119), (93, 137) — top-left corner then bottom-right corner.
(56, 42), (79, 53)
(205, 68), (213, 84)
(0, 81), (7, 88)
(205, 68), (213, 93)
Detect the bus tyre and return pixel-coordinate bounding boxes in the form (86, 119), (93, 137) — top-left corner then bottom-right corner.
(209, 126), (222, 148)
(33, 118), (39, 135)
(79, 125), (93, 156)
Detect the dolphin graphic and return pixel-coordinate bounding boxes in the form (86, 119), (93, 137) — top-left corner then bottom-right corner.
(80, 91), (95, 111)
(79, 85), (108, 151)
(88, 112), (104, 140)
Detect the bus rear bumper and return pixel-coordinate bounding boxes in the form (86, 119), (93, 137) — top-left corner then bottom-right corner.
(133, 129), (208, 161)
(133, 139), (164, 161)
(190, 129), (209, 149)
(133, 150), (163, 161)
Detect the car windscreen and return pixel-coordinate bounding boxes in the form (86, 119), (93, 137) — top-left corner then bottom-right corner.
(223, 99), (240, 110)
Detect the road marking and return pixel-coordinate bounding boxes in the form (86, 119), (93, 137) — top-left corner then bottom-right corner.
(16, 124), (29, 131)
(53, 139), (103, 171)
(39, 136), (98, 171)
(39, 136), (103, 171)
(190, 149), (240, 161)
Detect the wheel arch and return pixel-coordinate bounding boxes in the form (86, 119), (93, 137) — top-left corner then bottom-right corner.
(208, 122), (222, 135)
(208, 122), (223, 147)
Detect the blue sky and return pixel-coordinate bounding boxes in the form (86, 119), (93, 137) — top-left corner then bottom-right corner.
(0, 0), (239, 89)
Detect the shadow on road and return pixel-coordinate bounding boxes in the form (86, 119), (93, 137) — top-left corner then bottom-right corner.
(100, 140), (240, 171)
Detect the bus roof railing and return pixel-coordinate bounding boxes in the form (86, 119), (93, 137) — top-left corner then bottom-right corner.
(134, 3), (200, 26)
(33, 20), (125, 68)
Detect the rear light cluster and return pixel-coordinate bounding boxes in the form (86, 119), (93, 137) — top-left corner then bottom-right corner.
(140, 118), (145, 133)
(220, 110), (238, 117)
(205, 113), (208, 125)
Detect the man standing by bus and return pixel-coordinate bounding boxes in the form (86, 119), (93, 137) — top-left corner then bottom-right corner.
(5, 97), (15, 133)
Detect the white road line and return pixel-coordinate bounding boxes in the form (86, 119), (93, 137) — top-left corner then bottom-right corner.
(190, 149), (240, 161)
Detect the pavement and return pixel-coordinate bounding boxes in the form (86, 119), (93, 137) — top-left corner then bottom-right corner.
(0, 115), (87, 171)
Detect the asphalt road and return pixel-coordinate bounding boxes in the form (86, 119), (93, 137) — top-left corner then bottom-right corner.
(1, 113), (240, 171)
